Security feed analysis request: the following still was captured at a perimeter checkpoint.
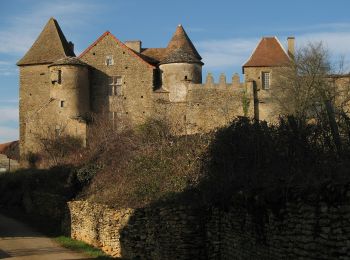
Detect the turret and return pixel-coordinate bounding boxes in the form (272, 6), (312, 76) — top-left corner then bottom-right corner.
(48, 57), (90, 120)
(16, 17), (76, 164)
(159, 25), (203, 102)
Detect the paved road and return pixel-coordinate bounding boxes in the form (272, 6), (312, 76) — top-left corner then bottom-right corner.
(0, 214), (91, 259)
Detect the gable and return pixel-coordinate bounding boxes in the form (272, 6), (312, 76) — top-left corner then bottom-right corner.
(79, 31), (155, 70)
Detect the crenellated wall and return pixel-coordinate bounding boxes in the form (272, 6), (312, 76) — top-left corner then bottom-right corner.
(153, 72), (254, 134)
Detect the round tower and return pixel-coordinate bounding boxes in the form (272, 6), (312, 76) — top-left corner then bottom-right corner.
(48, 57), (90, 141)
(159, 25), (203, 102)
(48, 57), (90, 119)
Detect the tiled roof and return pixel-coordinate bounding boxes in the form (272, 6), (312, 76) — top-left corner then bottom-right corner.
(243, 37), (291, 69)
(160, 25), (202, 65)
(79, 31), (155, 69)
(49, 57), (88, 67)
(160, 47), (204, 65)
(166, 25), (201, 60)
(0, 141), (19, 161)
(141, 48), (167, 63)
(141, 25), (203, 65)
(17, 18), (75, 66)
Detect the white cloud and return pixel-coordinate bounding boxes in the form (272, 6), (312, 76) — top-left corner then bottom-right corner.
(0, 1), (101, 55)
(0, 126), (18, 143)
(296, 32), (350, 55)
(195, 29), (350, 74)
(0, 107), (19, 122)
(196, 38), (258, 69)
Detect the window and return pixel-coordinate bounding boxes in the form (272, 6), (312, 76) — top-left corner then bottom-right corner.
(109, 76), (122, 96)
(51, 69), (62, 84)
(57, 70), (62, 84)
(106, 55), (114, 66)
(60, 100), (65, 108)
(262, 72), (270, 90)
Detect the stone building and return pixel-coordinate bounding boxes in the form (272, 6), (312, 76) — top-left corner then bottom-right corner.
(242, 37), (294, 121)
(23, 18), (336, 165)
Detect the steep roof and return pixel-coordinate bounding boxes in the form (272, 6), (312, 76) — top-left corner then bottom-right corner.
(160, 25), (202, 65)
(79, 31), (155, 69)
(0, 141), (19, 160)
(166, 25), (201, 59)
(141, 48), (167, 63)
(243, 37), (290, 70)
(160, 47), (204, 65)
(17, 18), (75, 66)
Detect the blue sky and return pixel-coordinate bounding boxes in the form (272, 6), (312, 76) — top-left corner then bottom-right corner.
(1, 0), (350, 142)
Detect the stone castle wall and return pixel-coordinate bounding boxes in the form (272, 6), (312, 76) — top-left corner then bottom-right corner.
(153, 73), (254, 134)
(80, 33), (155, 125)
(19, 64), (89, 164)
(68, 196), (350, 259)
(19, 65), (52, 158)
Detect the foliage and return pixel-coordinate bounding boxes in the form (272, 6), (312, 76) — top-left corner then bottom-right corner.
(271, 42), (350, 157)
(80, 118), (210, 208)
(76, 163), (103, 185)
(241, 87), (251, 117)
(0, 166), (78, 208)
(197, 117), (350, 210)
(33, 124), (84, 168)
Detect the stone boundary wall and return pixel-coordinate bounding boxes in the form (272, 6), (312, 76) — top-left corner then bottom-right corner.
(68, 201), (207, 259)
(68, 198), (350, 259)
(207, 200), (350, 260)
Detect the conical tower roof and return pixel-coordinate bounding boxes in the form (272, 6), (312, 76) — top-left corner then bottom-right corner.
(160, 24), (202, 65)
(17, 18), (75, 66)
(160, 47), (203, 65)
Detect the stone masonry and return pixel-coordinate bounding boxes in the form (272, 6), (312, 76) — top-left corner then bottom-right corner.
(69, 195), (350, 260)
(19, 18), (348, 165)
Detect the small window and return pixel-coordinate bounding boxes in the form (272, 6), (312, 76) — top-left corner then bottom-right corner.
(60, 100), (65, 108)
(106, 55), (114, 66)
(184, 76), (188, 80)
(262, 72), (270, 90)
(109, 76), (122, 96)
(51, 69), (62, 84)
(57, 70), (62, 84)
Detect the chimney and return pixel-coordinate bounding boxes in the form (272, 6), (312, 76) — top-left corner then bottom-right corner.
(68, 41), (74, 53)
(287, 37), (295, 59)
(125, 40), (142, 53)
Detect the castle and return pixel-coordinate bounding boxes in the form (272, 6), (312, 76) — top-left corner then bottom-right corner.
(17, 18), (300, 163)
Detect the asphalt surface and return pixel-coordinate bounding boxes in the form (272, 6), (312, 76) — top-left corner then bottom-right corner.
(0, 213), (91, 259)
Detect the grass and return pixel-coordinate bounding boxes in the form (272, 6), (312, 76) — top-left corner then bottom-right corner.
(54, 236), (115, 259)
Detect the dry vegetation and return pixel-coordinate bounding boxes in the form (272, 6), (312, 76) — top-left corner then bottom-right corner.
(74, 115), (211, 208)
(13, 42), (350, 211)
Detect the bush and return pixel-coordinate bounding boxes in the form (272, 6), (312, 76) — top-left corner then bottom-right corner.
(80, 118), (210, 208)
(197, 116), (350, 210)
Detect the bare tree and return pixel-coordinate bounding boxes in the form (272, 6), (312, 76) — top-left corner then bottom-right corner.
(272, 42), (350, 155)
(35, 123), (83, 167)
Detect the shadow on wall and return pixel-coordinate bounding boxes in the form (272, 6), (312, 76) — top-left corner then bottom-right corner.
(119, 198), (208, 259)
(114, 117), (350, 259)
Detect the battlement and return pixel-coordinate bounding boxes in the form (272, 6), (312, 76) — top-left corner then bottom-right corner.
(188, 72), (244, 90)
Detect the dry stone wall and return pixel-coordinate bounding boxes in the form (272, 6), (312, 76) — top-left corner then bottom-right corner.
(68, 200), (206, 259)
(69, 196), (350, 260)
(207, 198), (350, 260)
